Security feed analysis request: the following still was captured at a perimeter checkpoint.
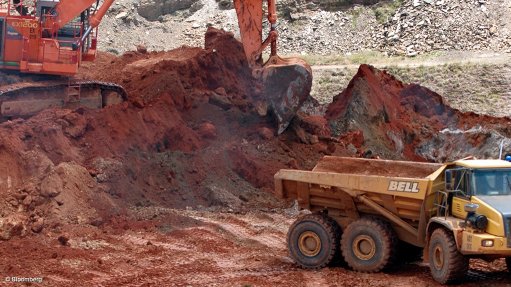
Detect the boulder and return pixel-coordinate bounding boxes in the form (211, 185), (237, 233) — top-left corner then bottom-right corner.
(138, 0), (199, 21)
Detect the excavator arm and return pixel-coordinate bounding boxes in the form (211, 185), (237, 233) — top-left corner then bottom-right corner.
(233, 0), (274, 65)
(233, 0), (312, 133)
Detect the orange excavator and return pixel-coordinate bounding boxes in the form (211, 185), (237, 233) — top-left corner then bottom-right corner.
(0, 0), (127, 117)
(0, 0), (311, 133)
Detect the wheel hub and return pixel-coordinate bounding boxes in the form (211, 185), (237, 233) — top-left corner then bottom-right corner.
(433, 245), (444, 270)
(353, 234), (376, 260)
(298, 231), (322, 257)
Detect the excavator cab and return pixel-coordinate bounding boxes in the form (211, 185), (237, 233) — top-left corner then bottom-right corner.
(233, 0), (312, 133)
(0, 0), (113, 76)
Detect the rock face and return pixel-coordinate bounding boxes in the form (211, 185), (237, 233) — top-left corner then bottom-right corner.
(138, 0), (201, 21)
(101, 0), (511, 55)
(373, 0), (511, 55)
(326, 64), (511, 161)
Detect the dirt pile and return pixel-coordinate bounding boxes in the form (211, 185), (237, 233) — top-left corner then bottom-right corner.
(326, 64), (511, 161)
(0, 27), (295, 240)
(1, 30), (511, 243)
(0, 26), (351, 244)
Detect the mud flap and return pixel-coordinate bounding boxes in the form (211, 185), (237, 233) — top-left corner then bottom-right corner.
(263, 56), (312, 134)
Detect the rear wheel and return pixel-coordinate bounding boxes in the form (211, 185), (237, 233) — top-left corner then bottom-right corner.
(341, 217), (397, 272)
(287, 214), (339, 268)
(428, 228), (468, 284)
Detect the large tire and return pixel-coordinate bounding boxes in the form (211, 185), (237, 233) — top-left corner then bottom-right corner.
(505, 257), (511, 273)
(341, 217), (397, 272)
(324, 214), (345, 266)
(287, 214), (340, 269)
(428, 228), (469, 284)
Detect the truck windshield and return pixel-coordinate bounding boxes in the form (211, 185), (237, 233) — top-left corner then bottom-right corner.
(472, 169), (511, 196)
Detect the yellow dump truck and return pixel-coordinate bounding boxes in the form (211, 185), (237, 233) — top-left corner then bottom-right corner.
(275, 156), (511, 284)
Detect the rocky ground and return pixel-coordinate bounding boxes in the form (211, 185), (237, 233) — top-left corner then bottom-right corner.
(100, 0), (511, 56)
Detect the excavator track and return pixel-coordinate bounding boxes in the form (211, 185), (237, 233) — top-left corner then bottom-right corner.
(0, 80), (128, 118)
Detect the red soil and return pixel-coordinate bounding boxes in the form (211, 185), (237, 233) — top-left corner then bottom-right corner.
(326, 64), (511, 161)
(0, 28), (510, 286)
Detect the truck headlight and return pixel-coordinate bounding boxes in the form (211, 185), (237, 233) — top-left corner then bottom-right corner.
(464, 203), (488, 231)
(481, 239), (494, 247)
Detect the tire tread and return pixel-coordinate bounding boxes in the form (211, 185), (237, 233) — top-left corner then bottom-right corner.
(287, 213), (339, 269)
(429, 228), (468, 284)
(341, 217), (397, 273)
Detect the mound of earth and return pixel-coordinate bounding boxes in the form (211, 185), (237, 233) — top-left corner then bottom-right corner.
(2, 26), (511, 243)
(0, 27), (328, 240)
(326, 64), (511, 161)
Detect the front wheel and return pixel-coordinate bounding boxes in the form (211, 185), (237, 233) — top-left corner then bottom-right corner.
(428, 228), (468, 284)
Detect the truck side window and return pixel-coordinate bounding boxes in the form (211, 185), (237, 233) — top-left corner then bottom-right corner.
(448, 169), (470, 198)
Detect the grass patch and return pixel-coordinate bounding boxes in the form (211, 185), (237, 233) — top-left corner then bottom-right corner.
(373, 0), (404, 24)
(278, 51), (446, 66)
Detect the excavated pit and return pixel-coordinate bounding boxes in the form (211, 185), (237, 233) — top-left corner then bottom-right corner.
(0, 28), (509, 286)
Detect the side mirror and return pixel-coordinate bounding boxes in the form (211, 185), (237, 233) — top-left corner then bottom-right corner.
(445, 170), (453, 190)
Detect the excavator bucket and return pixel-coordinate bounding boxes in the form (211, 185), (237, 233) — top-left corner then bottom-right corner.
(263, 56), (312, 134)
(232, 0), (313, 133)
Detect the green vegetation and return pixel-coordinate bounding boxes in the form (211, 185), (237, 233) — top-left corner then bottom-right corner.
(106, 48), (120, 55)
(279, 50), (445, 66)
(372, 0), (404, 24)
(312, 59), (510, 119)
(317, 0), (381, 11)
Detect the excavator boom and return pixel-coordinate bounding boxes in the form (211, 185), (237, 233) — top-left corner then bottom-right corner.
(233, 0), (312, 133)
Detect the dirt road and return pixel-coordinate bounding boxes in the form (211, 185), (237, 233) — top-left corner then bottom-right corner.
(1, 208), (510, 286)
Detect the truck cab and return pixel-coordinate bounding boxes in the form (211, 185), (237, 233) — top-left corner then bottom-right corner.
(439, 160), (511, 254)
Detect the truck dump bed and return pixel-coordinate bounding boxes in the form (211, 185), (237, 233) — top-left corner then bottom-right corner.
(312, 156), (442, 178)
(275, 156), (444, 243)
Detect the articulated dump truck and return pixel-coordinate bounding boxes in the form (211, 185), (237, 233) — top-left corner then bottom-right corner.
(275, 156), (511, 284)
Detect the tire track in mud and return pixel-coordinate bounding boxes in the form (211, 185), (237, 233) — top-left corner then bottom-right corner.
(171, 211), (295, 285)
